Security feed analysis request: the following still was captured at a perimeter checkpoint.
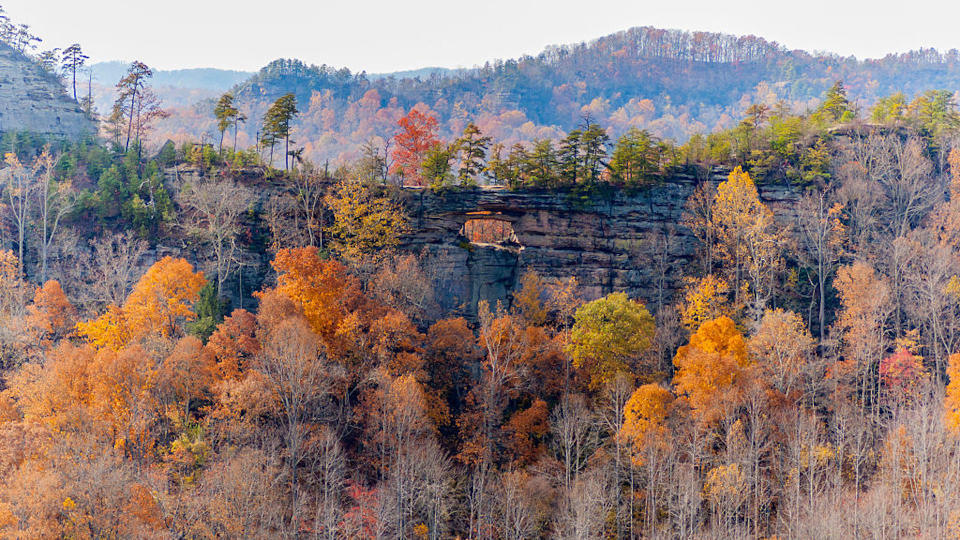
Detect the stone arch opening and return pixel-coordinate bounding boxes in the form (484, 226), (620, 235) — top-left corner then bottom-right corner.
(460, 211), (519, 246)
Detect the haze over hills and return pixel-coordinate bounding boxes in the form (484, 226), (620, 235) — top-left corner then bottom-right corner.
(143, 25), (960, 163)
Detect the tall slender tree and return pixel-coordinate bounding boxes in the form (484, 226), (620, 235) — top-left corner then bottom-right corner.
(61, 43), (89, 101)
(113, 61), (159, 152)
(214, 92), (240, 156)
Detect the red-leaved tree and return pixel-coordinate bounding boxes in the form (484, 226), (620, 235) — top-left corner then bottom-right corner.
(390, 109), (440, 186)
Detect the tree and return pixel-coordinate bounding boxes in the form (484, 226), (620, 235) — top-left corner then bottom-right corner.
(621, 383), (674, 464)
(833, 261), (891, 412)
(748, 309), (814, 398)
(944, 353), (960, 433)
(324, 179), (407, 263)
(673, 316), (751, 425)
(114, 61), (165, 153)
(36, 48), (59, 74)
(1, 153), (34, 277)
(390, 109), (440, 186)
(710, 166), (780, 318)
(60, 43), (88, 102)
(680, 274), (731, 331)
(263, 93), (298, 170)
(256, 316), (342, 521)
(213, 92), (240, 156)
(267, 247), (358, 356)
(421, 145), (455, 188)
(566, 292), (655, 389)
(795, 189), (845, 344)
(77, 257), (206, 349)
(34, 148), (73, 283)
(610, 128), (663, 185)
(178, 178), (254, 294)
(25, 280), (75, 346)
(813, 81), (855, 125)
(454, 123), (491, 185)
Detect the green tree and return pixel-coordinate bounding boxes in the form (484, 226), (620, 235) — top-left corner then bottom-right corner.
(907, 89), (960, 141)
(262, 93), (298, 170)
(61, 43), (88, 101)
(812, 81), (855, 125)
(523, 140), (558, 188)
(421, 145), (455, 189)
(610, 128), (662, 185)
(871, 92), (907, 124)
(213, 92), (240, 156)
(566, 292), (656, 389)
(187, 282), (230, 341)
(454, 123), (491, 185)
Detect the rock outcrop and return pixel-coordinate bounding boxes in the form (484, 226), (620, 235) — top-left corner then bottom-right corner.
(0, 42), (95, 138)
(400, 172), (800, 318)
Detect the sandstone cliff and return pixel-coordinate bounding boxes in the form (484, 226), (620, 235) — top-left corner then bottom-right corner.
(399, 173), (800, 318)
(0, 43), (95, 138)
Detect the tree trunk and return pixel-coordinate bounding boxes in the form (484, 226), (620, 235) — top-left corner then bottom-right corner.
(124, 76), (138, 152)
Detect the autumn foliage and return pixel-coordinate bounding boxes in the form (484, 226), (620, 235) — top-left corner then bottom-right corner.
(389, 109), (440, 186)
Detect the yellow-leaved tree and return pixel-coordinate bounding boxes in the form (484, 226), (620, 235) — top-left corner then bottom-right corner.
(710, 167), (780, 319)
(566, 292), (655, 389)
(78, 257), (206, 350)
(680, 274), (731, 331)
(325, 179), (408, 263)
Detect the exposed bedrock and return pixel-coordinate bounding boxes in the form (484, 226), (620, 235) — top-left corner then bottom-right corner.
(398, 172), (800, 319)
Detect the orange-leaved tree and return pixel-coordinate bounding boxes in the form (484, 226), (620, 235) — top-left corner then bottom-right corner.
(26, 280), (76, 345)
(77, 257), (206, 350)
(621, 383), (674, 465)
(673, 316), (752, 425)
(267, 246), (362, 360)
(945, 353), (960, 433)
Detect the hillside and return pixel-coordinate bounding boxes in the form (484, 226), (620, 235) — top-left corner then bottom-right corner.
(151, 25), (960, 163)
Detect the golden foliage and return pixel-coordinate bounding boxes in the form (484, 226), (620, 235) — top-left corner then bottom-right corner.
(673, 316), (751, 425)
(77, 257), (206, 350)
(567, 292), (655, 389)
(945, 353), (960, 433)
(325, 179), (408, 262)
(680, 274), (730, 331)
(621, 383), (674, 465)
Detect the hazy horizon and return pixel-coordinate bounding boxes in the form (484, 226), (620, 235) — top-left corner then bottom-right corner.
(4, 0), (960, 73)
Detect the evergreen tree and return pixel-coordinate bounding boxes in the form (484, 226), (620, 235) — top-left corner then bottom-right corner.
(262, 93), (298, 171)
(61, 43), (89, 101)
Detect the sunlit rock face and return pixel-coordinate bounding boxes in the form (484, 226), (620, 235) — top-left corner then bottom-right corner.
(400, 173), (800, 319)
(0, 42), (95, 138)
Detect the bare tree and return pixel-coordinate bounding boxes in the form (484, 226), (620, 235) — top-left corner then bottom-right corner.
(34, 149), (73, 283)
(795, 189), (844, 344)
(179, 178), (254, 295)
(78, 232), (148, 311)
(256, 317), (342, 526)
(551, 393), (598, 494)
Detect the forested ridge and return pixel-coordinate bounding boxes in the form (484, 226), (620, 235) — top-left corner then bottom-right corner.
(150, 25), (960, 165)
(6, 6), (960, 539)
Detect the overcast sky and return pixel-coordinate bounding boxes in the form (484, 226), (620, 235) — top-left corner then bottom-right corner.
(3, 0), (958, 73)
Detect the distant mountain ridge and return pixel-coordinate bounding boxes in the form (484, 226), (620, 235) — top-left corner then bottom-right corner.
(151, 25), (960, 162)
(89, 61), (254, 91)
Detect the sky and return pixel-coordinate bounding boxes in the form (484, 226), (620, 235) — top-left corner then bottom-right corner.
(3, 0), (960, 73)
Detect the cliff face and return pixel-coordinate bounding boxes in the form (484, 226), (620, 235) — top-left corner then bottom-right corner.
(0, 43), (95, 138)
(400, 173), (800, 318)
